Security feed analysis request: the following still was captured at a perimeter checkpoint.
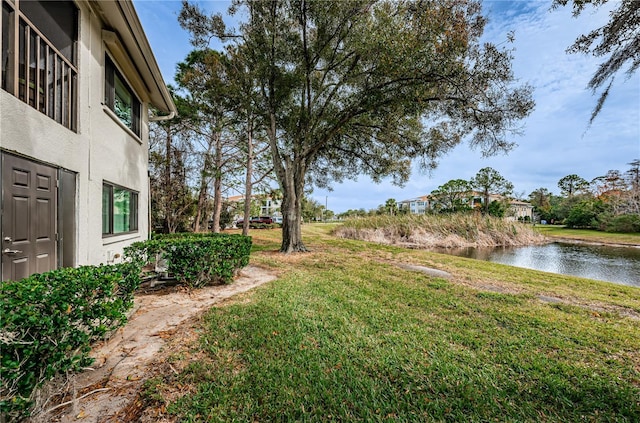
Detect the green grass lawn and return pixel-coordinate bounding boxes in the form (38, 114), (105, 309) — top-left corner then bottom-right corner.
(536, 225), (640, 246)
(147, 224), (640, 422)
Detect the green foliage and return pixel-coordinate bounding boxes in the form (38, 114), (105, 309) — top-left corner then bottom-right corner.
(599, 213), (640, 233)
(219, 204), (233, 230)
(487, 200), (507, 217)
(0, 263), (141, 419)
(557, 174), (590, 197)
(472, 168), (514, 214)
(125, 234), (252, 288)
(431, 179), (474, 213)
(564, 199), (608, 228)
(180, 0), (534, 252)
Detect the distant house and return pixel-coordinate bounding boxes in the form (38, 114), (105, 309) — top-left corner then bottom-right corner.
(506, 200), (535, 222)
(226, 194), (283, 221)
(398, 195), (432, 214)
(400, 191), (504, 213)
(399, 191), (534, 221)
(1, 0), (176, 281)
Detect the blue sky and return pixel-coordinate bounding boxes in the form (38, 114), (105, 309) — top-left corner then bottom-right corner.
(134, 0), (640, 213)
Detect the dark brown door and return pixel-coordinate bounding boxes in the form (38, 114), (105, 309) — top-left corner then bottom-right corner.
(2, 153), (57, 281)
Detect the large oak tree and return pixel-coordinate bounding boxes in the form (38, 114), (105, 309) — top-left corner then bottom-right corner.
(181, 0), (534, 252)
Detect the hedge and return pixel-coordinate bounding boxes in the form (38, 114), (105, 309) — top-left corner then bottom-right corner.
(0, 233), (251, 419)
(0, 262), (141, 420)
(125, 233), (252, 288)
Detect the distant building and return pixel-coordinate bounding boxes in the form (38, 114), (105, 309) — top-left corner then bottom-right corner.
(398, 195), (432, 214)
(399, 191), (534, 221)
(507, 200), (535, 222)
(226, 194), (282, 220)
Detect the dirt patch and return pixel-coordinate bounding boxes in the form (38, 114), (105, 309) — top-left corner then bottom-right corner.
(395, 263), (452, 279)
(27, 265), (277, 423)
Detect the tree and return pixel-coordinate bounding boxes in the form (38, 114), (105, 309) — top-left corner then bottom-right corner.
(174, 49), (239, 233)
(557, 174), (589, 198)
(301, 197), (324, 222)
(338, 209), (367, 219)
(487, 200), (507, 218)
(384, 198), (398, 216)
(553, 0), (640, 123)
(471, 167), (514, 214)
(180, 0), (534, 252)
(224, 45), (275, 236)
(592, 169), (628, 215)
(528, 187), (552, 220)
(625, 159), (640, 214)
(565, 198), (608, 228)
(431, 179), (473, 212)
(149, 95), (199, 233)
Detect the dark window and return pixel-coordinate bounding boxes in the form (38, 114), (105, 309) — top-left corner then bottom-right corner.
(105, 56), (141, 136)
(102, 182), (139, 236)
(1, 2), (13, 91)
(19, 0), (77, 63)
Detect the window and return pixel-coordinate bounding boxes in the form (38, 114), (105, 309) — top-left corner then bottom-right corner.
(102, 182), (138, 236)
(105, 55), (140, 136)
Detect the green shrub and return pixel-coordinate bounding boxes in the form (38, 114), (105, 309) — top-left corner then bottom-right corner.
(125, 234), (252, 288)
(602, 214), (640, 233)
(0, 262), (141, 419)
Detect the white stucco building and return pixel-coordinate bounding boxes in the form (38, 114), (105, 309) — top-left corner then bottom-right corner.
(1, 0), (176, 281)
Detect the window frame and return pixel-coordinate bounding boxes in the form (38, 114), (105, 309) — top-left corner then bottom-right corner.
(104, 54), (141, 137)
(102, 181), (139, 237)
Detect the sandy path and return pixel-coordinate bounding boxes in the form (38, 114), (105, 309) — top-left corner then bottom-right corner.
(29, 265), (277, 423)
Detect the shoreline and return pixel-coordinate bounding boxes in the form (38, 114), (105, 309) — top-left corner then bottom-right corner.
(545, 236), (640, 249)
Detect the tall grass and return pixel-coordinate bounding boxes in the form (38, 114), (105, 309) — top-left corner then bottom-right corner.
(334, 213), (547, 248)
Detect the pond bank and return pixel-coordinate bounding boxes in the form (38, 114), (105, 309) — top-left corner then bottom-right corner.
(548, 237), (640, 248)
(433, 242), (640, 287)
(535, 226), (640, 247)
(335, 215), (546, 249)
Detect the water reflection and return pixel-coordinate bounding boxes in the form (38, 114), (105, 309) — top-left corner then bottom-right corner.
(436, 243), (640, 287)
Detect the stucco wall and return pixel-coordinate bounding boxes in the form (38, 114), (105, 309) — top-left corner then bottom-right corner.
(1, 1), (150, 267)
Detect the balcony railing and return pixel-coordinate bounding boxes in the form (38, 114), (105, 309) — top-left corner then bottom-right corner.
(2, 10), (77, 131)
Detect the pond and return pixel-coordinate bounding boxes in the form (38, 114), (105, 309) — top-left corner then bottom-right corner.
(435, 242), (640, 287)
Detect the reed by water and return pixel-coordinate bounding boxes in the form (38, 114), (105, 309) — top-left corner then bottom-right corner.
(334, 213), (547, 248)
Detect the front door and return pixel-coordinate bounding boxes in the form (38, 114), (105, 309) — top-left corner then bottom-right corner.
(2, 153), (57, 281)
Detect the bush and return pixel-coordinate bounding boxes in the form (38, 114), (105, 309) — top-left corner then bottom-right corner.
(564, 199), (609, 229)
(125, 233), (252, 288)
(601, 214), (640, 233)
(0, 262), (141, 420)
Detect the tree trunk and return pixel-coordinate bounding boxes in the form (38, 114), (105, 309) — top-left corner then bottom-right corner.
(194, 150), (212, 232)
(279, 157), (308, 253)
(211, 133), (223, 233)
(243, 122), (253, 236)
(193, 181), (206, 233)
(483, 190), (490, 214)
(163, 125), (172, 233)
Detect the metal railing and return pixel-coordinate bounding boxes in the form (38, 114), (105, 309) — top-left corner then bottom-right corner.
(2, 8), (77, 131)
